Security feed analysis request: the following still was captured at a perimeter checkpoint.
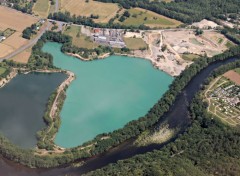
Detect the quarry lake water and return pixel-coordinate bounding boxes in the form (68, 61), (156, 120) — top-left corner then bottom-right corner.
(42, 42), (173, 148)
(0, 72), (67, 148)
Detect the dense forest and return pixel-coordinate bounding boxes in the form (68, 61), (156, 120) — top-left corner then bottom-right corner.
(85, 59), (240, 176)
(96, 0), (240, 24)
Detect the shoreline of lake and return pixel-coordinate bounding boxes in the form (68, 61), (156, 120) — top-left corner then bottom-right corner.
(66, 51), (179, 77)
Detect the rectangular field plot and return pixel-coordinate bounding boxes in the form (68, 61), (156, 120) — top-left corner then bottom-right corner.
(32, 0), (50, 18)
(60, 0), (120, 23)
(0, 6), (38, 58)
(115, 8), (182, 28)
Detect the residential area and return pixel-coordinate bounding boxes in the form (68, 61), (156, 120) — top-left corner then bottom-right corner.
(205, 69), (240, 126)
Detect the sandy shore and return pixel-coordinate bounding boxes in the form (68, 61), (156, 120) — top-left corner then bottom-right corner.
(67, 52), (110, 61)
(67, 50), (181, 77)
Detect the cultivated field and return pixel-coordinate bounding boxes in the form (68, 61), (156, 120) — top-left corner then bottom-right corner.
(60, 0), (120, 23)
(32, 0), (50, 18)
(10, 47), (32, 63)
(0, 44), (14, 58)
(0, 6), (38, 58)
(224, 70), (240, 85)
(123, 37), (147, 50)
(115, 8), (182, 28)
(63, 26), (99, 49)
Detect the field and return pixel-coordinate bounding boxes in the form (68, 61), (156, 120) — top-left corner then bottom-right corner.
(60, 0), (120, 23)
(235, 68), (240, 74)
(223, 70), (240, 85)
(181, 53), (199, 61)
(32, 0), (50, 18)
(115, 8), (182, 28)
(225, 41), (235, 48)
(0, 67), (6, 75)
(189, 38), (203, 46)
(0, 6), (38, 58)
(10, 47), (32, 63)
(123, 37), (147, 50)
(63, 26), (99, 49)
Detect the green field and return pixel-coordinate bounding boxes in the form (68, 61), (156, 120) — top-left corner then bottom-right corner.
(218, 38), (223, 44)
(115, 8), (182, 28)
(235, 68), (240, 74)
(32, 0), (50, 18)
(225, 41), (235, 48)
(123, 37), (148, 50)
(0, 67), (6, 76)
(189, 38), (203, 46)
(181, 53), (199, 61)
(63, 26), (98, 49)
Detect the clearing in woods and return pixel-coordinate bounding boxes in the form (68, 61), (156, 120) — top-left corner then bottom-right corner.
(60, 0), (120, 23)
(0, 6), (38, 58)
(63, 26), (99, 49)
(32, 0), (50, 18)
(115, 8), (182, 28)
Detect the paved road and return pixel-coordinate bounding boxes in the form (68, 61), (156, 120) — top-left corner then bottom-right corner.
(0, 22), (51, 61)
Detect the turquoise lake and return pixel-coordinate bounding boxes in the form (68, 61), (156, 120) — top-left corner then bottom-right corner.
(42, 42), (173, 148)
